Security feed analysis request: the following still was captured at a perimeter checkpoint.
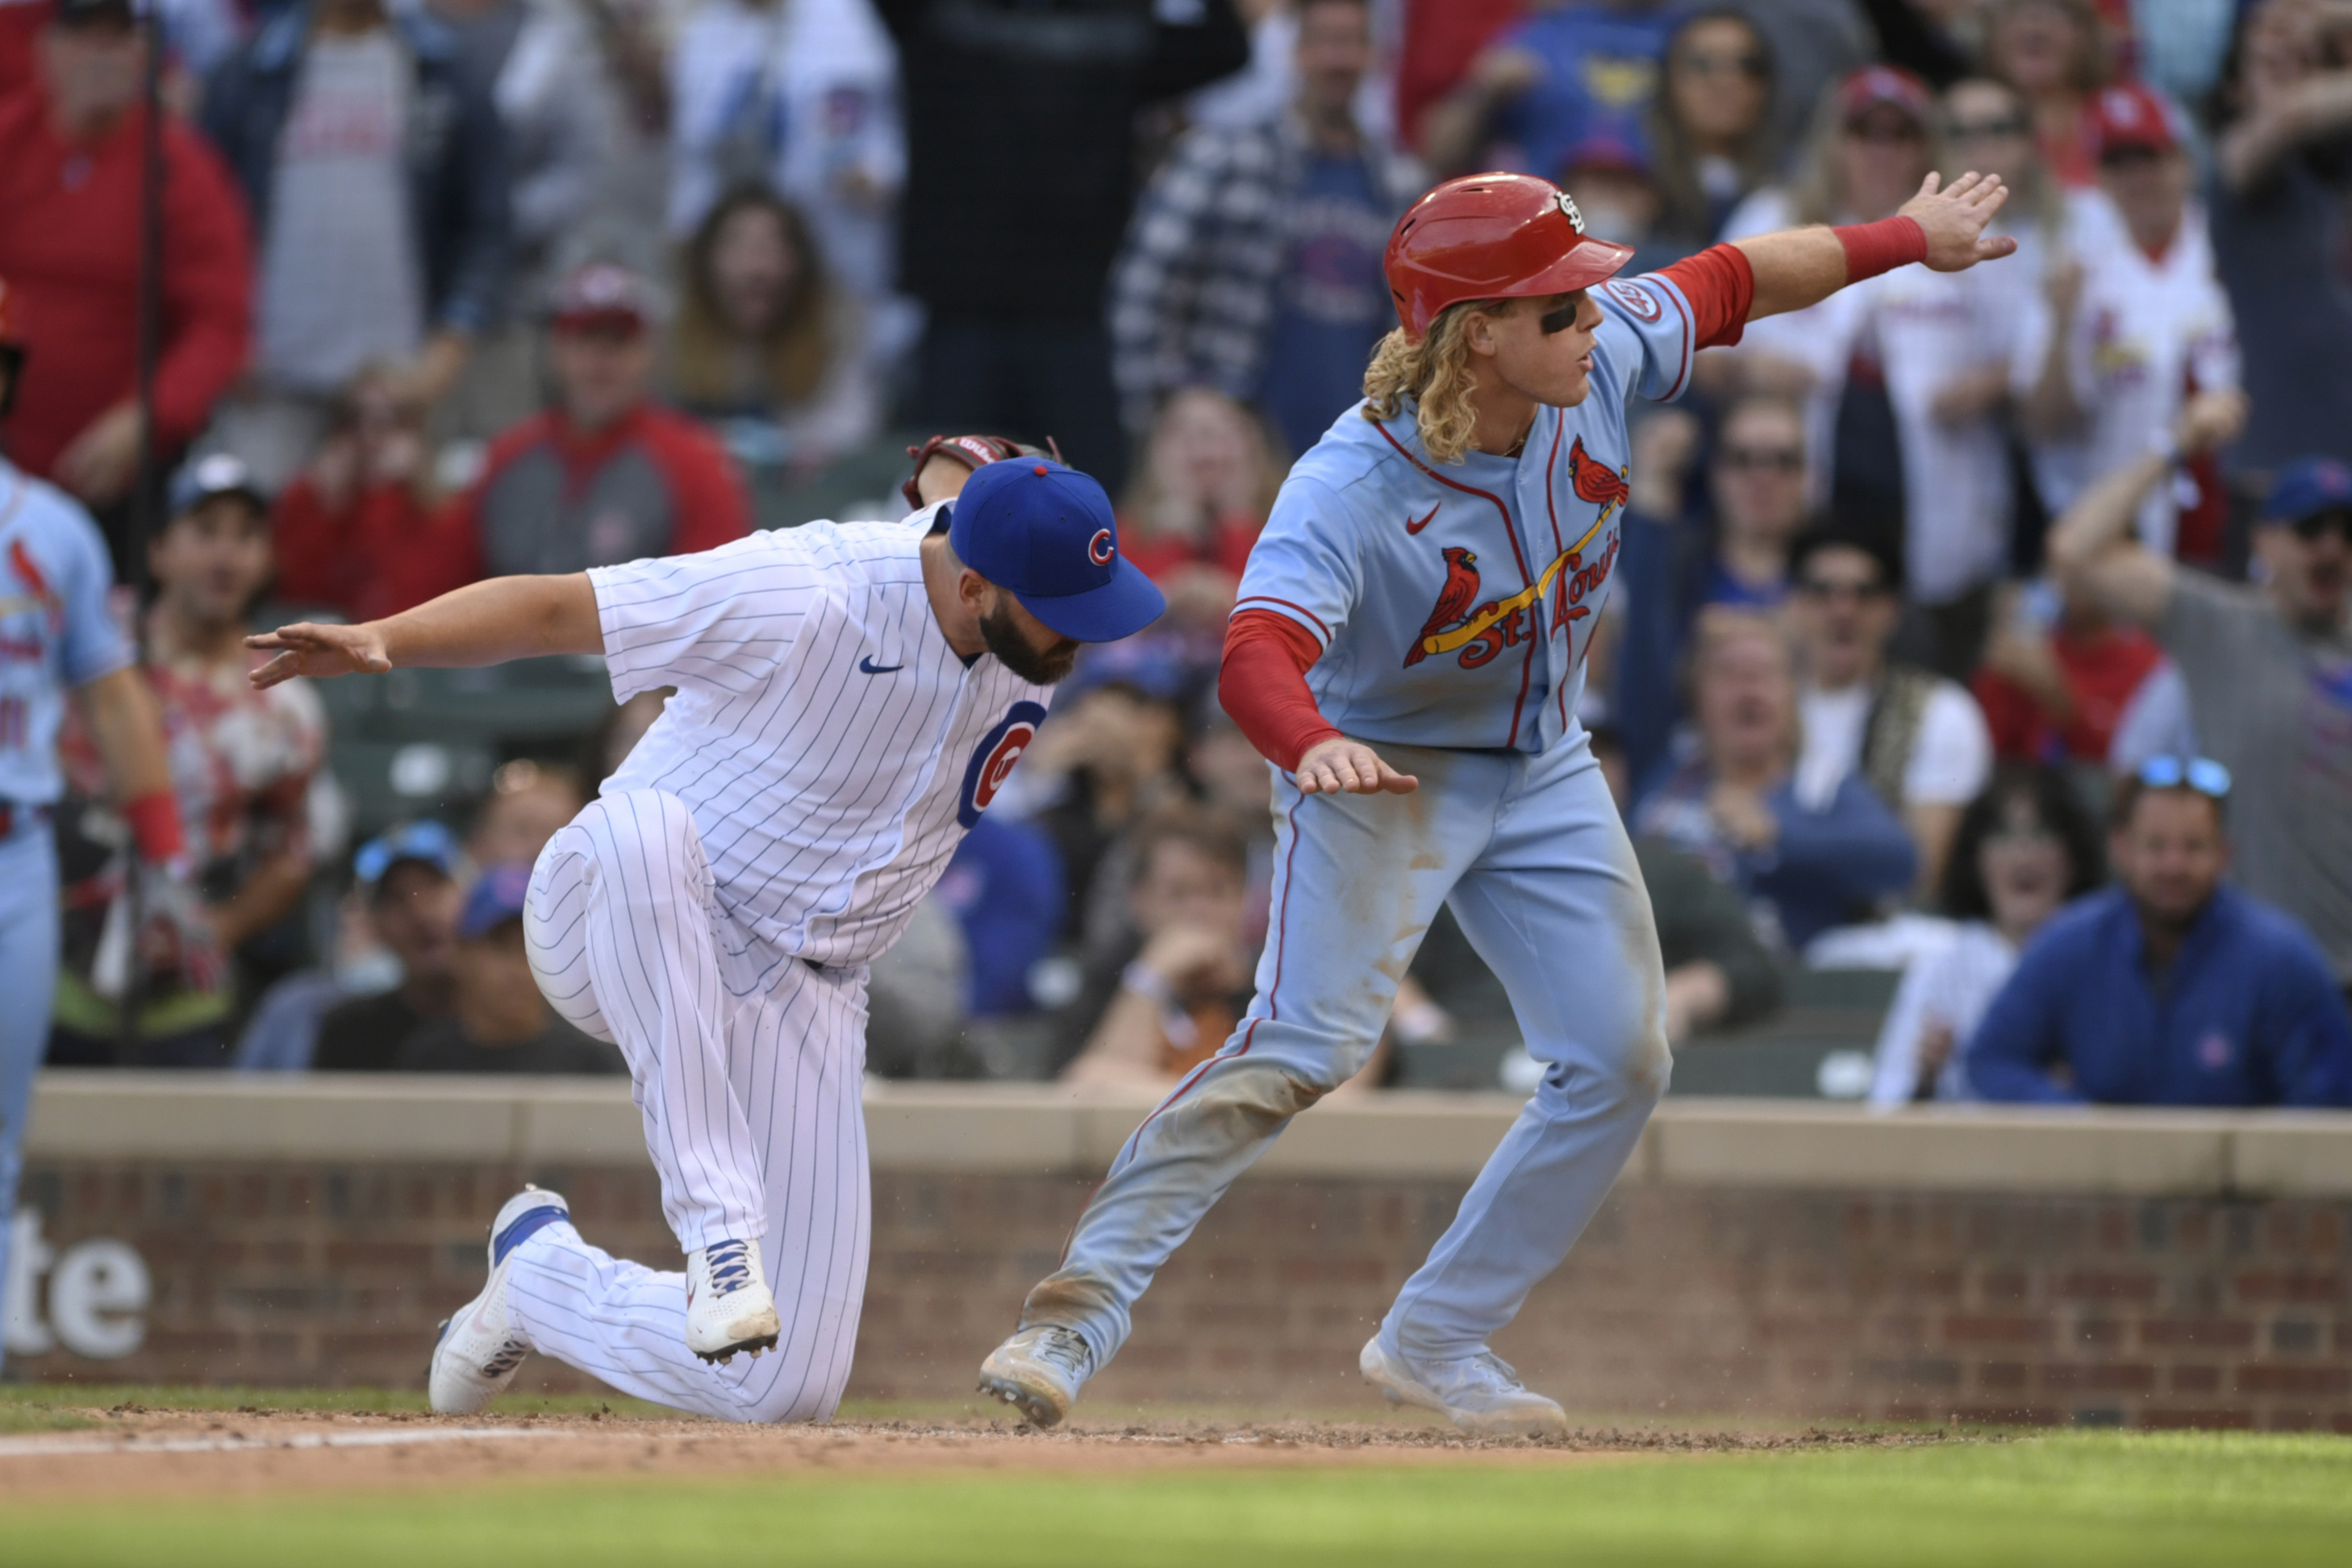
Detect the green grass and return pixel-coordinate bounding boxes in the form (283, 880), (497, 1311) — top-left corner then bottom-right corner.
(3, 1432), (2350, 1566)
(0, 1403), (94, 1433)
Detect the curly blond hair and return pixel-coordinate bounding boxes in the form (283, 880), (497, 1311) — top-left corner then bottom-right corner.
(1361, 299), (1493, 465)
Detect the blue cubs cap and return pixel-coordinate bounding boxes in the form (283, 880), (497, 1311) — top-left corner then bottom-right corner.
(354, 819), (460, 889)
(459, 862), (534, 940)
(2264, 458), (2352, 524)
(947, 459), (1166, 643)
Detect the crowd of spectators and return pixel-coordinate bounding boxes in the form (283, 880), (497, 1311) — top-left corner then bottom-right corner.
(6, 0), (2352, 1109)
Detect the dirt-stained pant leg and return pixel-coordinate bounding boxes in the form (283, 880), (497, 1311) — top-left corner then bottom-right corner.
(1381, 740), (1670, 1362)
(1024, 747), (1508, 1369)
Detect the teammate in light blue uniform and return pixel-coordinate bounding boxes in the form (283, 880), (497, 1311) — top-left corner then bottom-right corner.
(0, 277), (182, 1371)
(981, 170), (2019, 1432)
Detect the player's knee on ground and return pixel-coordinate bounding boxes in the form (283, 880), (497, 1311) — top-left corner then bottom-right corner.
(721, 1362), (848, 1425)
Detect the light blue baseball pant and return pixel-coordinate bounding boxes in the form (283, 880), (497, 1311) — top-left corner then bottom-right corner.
(1020, 732), (1671, 1368)
(0, 823), (60, 1378)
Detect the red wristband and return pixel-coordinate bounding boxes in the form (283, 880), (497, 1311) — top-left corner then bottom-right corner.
(123, 790), (187, 865)
(1833, 216), (1928, 284)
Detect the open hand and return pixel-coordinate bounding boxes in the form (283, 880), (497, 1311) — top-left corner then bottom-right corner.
(246, 621), (392, 689)
(1902, 171), (2018, 273)
(1295, 737), (1418, 797)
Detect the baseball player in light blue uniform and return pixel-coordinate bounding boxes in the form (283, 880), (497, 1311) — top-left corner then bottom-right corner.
(981, 169), (2020, 1432)
(0, 279), (185, 1370)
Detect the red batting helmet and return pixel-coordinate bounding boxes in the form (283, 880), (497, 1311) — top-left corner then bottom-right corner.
(1382, 173), (1636, 343)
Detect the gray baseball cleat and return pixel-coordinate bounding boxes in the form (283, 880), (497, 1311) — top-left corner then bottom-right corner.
(429, 1185), (571, 1416)
(1360, 1335), (1570, 1437)
(977, 1324), (1095, 1428)
(684, 1240), (781, 1365)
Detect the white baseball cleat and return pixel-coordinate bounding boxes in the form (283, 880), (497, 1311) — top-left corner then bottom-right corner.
(429, 1185), (572, 1416)
(685, 1239), (781, 1364)
(1360, 1336), (1570, 1437)
(977, 1324), (1095, 1428)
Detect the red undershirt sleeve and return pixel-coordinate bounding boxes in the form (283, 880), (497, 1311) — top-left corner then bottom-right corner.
(1654, 244), (1757, 350)
(1220, 609), (1342, 773)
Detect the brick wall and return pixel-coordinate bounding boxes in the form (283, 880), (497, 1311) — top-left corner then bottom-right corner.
(11, 1157), (2348, 1431)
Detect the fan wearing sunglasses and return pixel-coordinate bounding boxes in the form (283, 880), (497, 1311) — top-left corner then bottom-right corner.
(2050, 388), (2352, 990)
(1966, 757), (2352, 1107)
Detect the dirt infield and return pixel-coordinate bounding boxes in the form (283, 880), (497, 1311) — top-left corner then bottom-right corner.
(0, 1401), (1963, 1501)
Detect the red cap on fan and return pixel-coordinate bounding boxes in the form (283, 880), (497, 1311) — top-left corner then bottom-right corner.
(1382, 173), (1636, 343)
(2090, 82), (2183, 157)
(1836, 65), (1933, 127)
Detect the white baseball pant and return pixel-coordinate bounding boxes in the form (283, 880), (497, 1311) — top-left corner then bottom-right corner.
(511, 790), (870, 1422)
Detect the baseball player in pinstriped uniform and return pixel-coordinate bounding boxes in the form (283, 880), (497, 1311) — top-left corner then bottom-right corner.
(978, 169), (2018, 1434)
(250, 457), (1164, 1422)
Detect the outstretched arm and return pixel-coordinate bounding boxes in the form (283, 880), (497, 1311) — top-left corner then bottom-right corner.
(1733, 172), (2016, 321)
(248, 573), (603, 689)
(2045, 389), (2248, 628)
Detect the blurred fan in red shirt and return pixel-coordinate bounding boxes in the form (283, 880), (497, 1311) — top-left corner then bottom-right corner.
(1972, 578), (2173, 765)
(0, 0), (251, 526)
(273, 263), (749, 619)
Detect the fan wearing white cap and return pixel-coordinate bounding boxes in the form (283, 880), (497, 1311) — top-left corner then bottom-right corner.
(49, 451), (323, 1067)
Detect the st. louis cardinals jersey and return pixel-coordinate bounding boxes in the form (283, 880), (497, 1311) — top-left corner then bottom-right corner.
(0, 458), (129, 803)
(1234, 271), (1699, 755)
(590, 503), (1050, 969)
(2010, 191), (2239, 556)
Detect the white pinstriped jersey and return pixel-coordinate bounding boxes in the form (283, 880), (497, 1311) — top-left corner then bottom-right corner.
(589, 503), (1049, 970)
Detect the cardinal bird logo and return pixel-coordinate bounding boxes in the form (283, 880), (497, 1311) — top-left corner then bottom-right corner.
(1567, 436), (1629, 517)
(1, 536), (60, 630)
(8, 539), (52, 603)
(1404, 547), (1480, 668)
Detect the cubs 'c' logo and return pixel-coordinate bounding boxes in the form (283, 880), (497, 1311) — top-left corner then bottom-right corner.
(1602, 280), (1662, 323)
(957, 700), (1048, 827)
(1088, 528), (1115, 566)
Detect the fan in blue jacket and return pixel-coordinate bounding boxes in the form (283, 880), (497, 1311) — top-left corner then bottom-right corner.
(1967, 763), (2352, 1107)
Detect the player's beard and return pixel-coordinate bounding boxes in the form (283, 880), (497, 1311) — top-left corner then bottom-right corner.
(981, 599), (1081, 685)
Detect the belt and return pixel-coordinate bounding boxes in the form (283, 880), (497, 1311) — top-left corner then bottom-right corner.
(0, 801), (48, 838)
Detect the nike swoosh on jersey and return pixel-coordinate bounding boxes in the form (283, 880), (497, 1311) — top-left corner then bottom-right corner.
(1405, 503), (1441, 535)
(858, 656), (904, 674)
